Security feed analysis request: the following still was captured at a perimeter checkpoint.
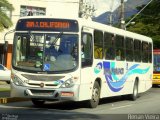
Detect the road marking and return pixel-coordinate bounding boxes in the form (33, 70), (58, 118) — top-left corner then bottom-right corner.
(0, 105), (40, 110)
(110, 104), (133, 110)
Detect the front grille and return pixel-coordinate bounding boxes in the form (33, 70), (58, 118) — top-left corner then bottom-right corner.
(30, 89), (55, 96)
(28, 83), (58, 87)
(21, 74), (64, 81)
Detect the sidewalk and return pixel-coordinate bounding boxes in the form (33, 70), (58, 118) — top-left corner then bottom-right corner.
(0, 81), (29, 104)
(0, 81), (10, 98)
(0, 81), (10, 91)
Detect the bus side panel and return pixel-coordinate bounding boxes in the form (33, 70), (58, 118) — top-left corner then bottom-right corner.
(92, 60), (110, 98)
(140, 63), (152, 92)
(145, 63), (153, 90)
(124, 63), (152, 94)
(94, 60), (124, 98)
(78, 67), (94, 101)
(121, 62), (135, 95)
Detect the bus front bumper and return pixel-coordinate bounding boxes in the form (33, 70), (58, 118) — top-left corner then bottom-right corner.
(10, 82), (79, 101)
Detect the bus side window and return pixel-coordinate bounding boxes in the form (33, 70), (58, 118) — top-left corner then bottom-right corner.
(104, 33), (115, 60)
(126, 37), (133, 61)
(148, 43), (152, 63)
(116, 49), (121, 60)
(134, 40), (141, 62)
(94, 30), (103, 59)
(142, 42), (149, 63)
(81, 33), (93, 67)
(115, 35), (125, 61)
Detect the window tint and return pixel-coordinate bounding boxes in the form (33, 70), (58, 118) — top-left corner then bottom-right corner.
(115, 35), (125, 61)
(148, 43), (152, 63)
(94, 30), (103, 59)
(82, 33), (93, 67)
(142, 42), (149, 63)
(126, 37), (133, 61)
(134, 40), (141, 62)
(104, 33), (115, 60)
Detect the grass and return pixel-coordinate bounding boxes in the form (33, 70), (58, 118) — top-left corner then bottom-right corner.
(0, 81), (10, 92)
(0, 88), (10, 92)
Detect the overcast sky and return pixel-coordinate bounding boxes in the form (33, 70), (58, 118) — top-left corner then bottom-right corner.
(46, 0), (128, 17)
(88, 0), (128, 16)
(46, 0), (128, 16)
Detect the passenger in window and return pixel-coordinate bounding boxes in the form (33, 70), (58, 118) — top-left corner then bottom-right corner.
(82, 34), (88, 59)
(45, 37), (59, 62)
(116, 49), (121, 60)
(106, 47), (113, 59)
(81, 43), (85, 59)
(156, 65), (160, 71)
(71, 44), (78, 59)
(45, 45), (59, 61)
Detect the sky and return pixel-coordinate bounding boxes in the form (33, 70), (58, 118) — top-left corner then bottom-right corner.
(46, 0), (128, 18)
(86, 0), (128, 16)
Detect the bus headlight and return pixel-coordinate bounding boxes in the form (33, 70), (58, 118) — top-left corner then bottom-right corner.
(12, 75), (24, 86)
(60, 78), (74, 88)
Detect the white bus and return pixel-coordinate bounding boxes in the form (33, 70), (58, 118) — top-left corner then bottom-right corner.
(10, 16), (153, 108)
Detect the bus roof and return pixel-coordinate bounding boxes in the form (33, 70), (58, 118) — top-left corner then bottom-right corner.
(77, 18), (152, 43)
(17, 16), (152, 43)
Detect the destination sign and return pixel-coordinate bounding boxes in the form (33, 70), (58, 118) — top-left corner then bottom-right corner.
(26, 21), (70, 29)
(16, 18), (79, 32)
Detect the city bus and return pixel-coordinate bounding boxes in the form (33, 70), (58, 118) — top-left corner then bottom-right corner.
(10, 16), (153, 108)
(153, 49), (160, 86)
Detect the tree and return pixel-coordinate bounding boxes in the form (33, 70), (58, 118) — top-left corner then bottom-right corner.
(0, 0), (14, 31)
(126, 0), (160, 48)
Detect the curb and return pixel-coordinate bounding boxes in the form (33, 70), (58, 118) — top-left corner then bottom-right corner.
(0, 97), (30, 104)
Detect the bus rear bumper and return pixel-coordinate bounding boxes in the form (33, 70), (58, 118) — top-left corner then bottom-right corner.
(152, 79), (160, 85)
(10, 82), (80, 101)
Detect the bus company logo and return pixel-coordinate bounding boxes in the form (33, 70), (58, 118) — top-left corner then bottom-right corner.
(103, 61), (124, 92)
(94, 62), (102, 74)
(102, 62), (150, 92)
(40, 82), (45, 88)
(54, 80), (64, 85)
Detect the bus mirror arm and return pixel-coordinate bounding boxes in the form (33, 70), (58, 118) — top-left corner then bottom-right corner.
(2, 29), (15, 66)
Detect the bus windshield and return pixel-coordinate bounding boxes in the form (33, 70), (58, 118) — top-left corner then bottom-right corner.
(12, 32), (78, 72)
(154, 54), (160, 72)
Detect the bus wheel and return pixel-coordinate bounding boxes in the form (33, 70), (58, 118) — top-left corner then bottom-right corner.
(130, 80), (138, 101)
(31, 99), (45, 107)
(152, 84), (158, 88)
(87, 81), (100, 108)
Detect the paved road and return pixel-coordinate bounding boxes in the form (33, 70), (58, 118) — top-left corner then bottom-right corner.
(0, 87), (160, 120)
(0, 91), (10, 97)
(0, 81), (10, 98)
(0, 82), (10, 97)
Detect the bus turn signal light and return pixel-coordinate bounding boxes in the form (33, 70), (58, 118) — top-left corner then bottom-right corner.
(61, 92), (74, 97)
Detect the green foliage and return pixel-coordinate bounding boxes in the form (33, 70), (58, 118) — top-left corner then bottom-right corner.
(126, 0), (160, 49)
(0, 0), (14, 31)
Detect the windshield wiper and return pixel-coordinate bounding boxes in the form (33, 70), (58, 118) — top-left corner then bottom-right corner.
(53, 32), (63, 45)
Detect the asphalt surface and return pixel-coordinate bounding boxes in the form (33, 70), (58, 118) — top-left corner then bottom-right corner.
(0, 82), (10, 98)
(0, 87), (160, 120)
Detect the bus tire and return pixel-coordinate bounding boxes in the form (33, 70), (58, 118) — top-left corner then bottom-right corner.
(6, 81), (10, 84)
(152, 84), (158, 88)
(130, 80), (138, 101)
(31, 99), (45, 107)
(87, 81), (100, 108)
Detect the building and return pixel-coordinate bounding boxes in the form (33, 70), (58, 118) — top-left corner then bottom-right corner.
(0, 0), (79, 69)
